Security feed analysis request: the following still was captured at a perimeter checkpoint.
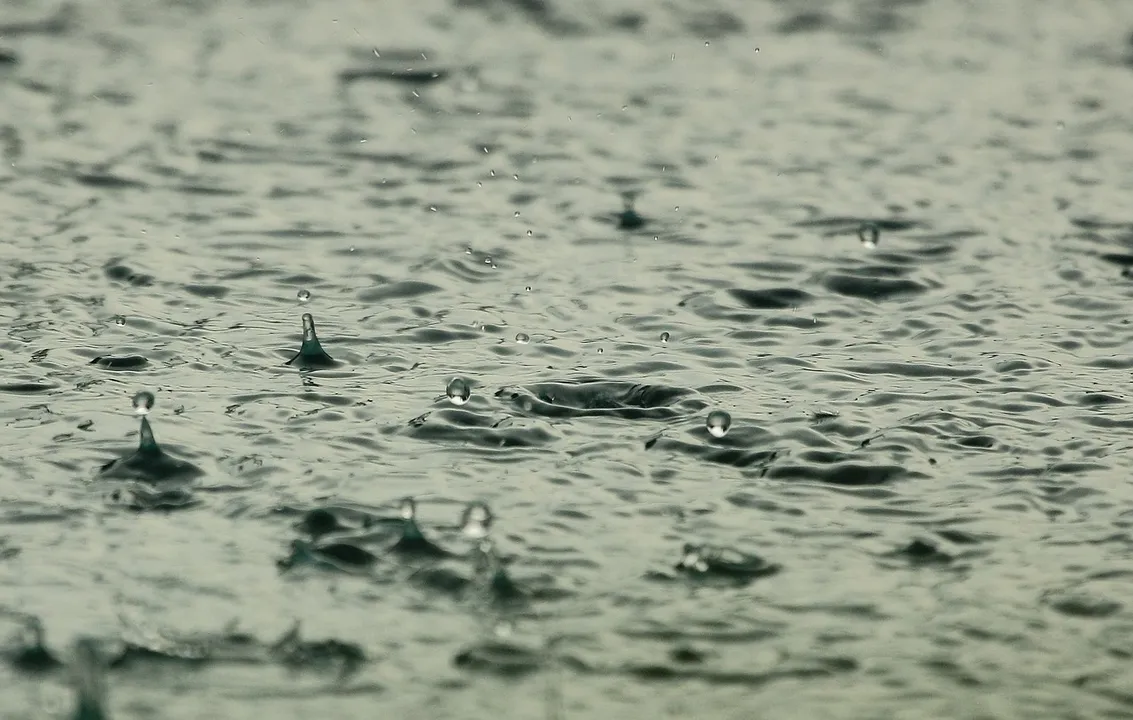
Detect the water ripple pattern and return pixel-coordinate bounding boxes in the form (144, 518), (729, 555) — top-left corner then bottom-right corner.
(2, 0), (1133, 718)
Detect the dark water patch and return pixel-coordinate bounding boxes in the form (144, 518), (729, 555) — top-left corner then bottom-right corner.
(107, 483), (199, 512)
(183, 283), (229, 299)
(358, 280), (442, 302)
(728, 287), (812, 310)
(89, 355), (149, 370)
(822, 267), (929, 301)
(645, 434), (778, 471)
(404, 408), (557, 449)
(840, 361), (979, 379)
(497, 379), (703, 421)
(75, 173), (148, 190)
(453, 639), (544, 677)
(102, 260), (154, 287)
(766, 453), (919, 486)
(0, 5), (75, 37)
(0, 381), (57, 393)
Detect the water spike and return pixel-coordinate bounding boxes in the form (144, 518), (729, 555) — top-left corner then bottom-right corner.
(616, 190), (645, 230)
(287, 313), (338, 369)
(390, 497), (451, 558)
(136, 416), (160, 454)
(69, 638), (110, 720)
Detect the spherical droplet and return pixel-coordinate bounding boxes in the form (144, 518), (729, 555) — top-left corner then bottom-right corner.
(461, 502), (493, 539)
(524, 285), (532, 292)
(515, 333), (530, 344)
(660, 331), (670, 343)
(706, 410), (731, 438)
(446, 377), (472, 405)
(858, 223), (880, 249)
(399, 497), (417, 521)
(297, 289), (311, 303)
(113, 315), (126, 326)
(132, 391), (155, 416)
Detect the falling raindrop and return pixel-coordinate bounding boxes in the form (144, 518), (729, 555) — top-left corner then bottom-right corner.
(297, 289), (311, 303)
(446, 377), (472, 405)
(706, 410), (731, 438)
(858, 223), (880, 249)
(132, 391), (155, 416)
(515, 333), (530, 344)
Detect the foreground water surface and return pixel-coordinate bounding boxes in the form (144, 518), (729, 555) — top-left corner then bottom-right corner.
(3, 0), (1133, 717)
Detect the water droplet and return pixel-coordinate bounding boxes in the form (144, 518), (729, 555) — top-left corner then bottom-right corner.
(514, 211), (520, 218)
(515, 333), (530, 344)
(484, 256), (492, 264)
(706, 410), (731, 438)
(704, 41), (710, 46)
(301, 313), (317, 342)
(446, 377), (472, 405)
(526, 229), (532, 236)
(660, 331), (670, 343)
(858, 223), (880, 249)
(524, 285), (532, 292)
(113, 315), (126, 326)
(399, 497), (417, 521)
(132, 391), (155, 416)
(297, 289), (311, 303)
(461, 502), (493, 539)
(597, 347), (604, 354)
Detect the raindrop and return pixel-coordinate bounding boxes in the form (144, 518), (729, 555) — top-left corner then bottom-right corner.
(858, 223), (880, 249)
(526, 229), (532, 237)
(297, 289), (311, 303)
(660, 331), (670, 343)
(515, 333), (530, 344)
(461, 502), (493, 539)
(524, 286), (532, 292)
(597, 347), (604, 354)
(399, 497), (417, 521)
(132, 391), (155, 416)
(484, 256), (492, 264)
(113, 315), (126, 326)
(514, 211), (520, 218)
(446, 377), (472, 405)
(706, 410), (731, 438)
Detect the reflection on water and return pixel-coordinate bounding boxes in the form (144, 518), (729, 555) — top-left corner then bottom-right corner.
(3, 0), (1133, 717)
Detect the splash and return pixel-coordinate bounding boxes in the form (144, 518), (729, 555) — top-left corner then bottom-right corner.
(286, 313), (339, 369)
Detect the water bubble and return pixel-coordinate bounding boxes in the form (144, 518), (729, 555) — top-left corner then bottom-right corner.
(297, 289), (311, 303)
(515, 333), (530, 344)
(446, 377), (472, 405)
(524, 286), (532, 292)
(484, 256), (492, 264)
(706, 410), (731, 438)
(526, 229), (532, 237)
(461, 502), (493, 539)
(858, 223), (880, 249)
(514, 211), (520, 218)
(132, 391), (155, 416)
(660, 331), (671, 343)
(113, 315), (126, 326)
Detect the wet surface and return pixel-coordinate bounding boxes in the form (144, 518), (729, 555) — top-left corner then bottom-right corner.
(3, 0), (1133, 717)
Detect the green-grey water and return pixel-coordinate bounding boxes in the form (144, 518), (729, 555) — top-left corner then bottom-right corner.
(3, 0), (1133, 717)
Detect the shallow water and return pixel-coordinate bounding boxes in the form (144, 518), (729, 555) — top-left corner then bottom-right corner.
(2, 0), (1133, 717)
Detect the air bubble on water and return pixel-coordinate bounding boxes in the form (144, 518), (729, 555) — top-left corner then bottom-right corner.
(465, 247), (473, 255)
(706, 410), (731, 438)
(113, 315), (126, 326)
(526, 229), (532, 237)
(597, 347), (604, 354)
(446, 377), (472, 405)
(515, 333), (530, 344)
(132, 391), (155, 416)
(461, 502), (493, 539)
(399, 497), (417, 521)
(660, 331), (670, 343)
(514, 211), (520, 218)
(524, 286), (532, 292)
(297, 289), (311, 303)
(484, 256), (492, 265)
(858, 223), (880, 249)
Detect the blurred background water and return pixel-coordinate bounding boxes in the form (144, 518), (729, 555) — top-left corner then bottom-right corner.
(2, 0), (1133, 717)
